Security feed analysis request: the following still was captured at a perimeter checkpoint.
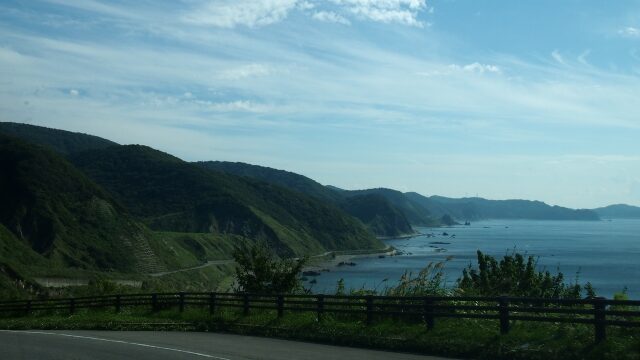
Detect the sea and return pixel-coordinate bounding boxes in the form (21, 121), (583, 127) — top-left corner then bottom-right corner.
(307, 219), (640, 299)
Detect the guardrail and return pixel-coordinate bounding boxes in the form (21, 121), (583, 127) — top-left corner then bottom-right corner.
(1, 293), (639, 343)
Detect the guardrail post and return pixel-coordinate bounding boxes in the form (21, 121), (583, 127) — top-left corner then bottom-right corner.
(366, 295), (374, 325)
(243, 294), (250, 316)
(277, 295), (284, 318)
(179, 292), (185, 313)
(115, 295), (121, 313)
(152, 293), (158, 312)
(209, 293), (216, 315)
(69, 298), (76, 314)
(317, 294), (324, 322)
(594, 297), (606, 343)
(423, 297), (434, 330)
(499, 296), (510, 334)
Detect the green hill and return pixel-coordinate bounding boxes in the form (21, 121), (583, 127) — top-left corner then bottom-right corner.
(71, 146), (382, 257)
(0, 122), (118, 156)
(342, 188), (440, 227)
(197, 162), (419, 236)
(341, 194), (414, 236)
(405, 193), (600, 221)
(593, 204), (640, 219)
(0, 135), (162, 274)
(197, 161), (343, 203)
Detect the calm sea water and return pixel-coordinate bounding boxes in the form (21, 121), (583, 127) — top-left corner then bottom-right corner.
(308, 219), (640, 299)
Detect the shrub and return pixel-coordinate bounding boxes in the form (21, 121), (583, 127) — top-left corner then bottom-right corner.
(232, 240), (306, 294)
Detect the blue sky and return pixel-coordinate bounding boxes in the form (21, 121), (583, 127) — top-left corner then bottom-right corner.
(1, 0), (640, 208)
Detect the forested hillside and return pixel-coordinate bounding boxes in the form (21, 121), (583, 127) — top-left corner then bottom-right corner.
(0, 122), (117, 155)
(70, 146), (381, 257)
(197, 161), (421, 235)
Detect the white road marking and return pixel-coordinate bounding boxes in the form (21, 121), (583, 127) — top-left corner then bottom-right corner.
(0, 330), (232, 359)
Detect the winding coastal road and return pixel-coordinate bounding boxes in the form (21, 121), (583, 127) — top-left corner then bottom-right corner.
(0, 330), (454, 360)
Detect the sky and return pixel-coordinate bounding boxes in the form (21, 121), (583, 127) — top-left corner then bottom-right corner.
(1, 0), (640, 208)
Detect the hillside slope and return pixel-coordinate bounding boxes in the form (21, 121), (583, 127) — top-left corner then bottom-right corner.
(71, 146), (382, 256)
(0, 135), (162, 273)
(197, 161), (419, 235)
(342, 188), (439, 226)
(341, 194), (414, 236)
(197, 161), (343, 203)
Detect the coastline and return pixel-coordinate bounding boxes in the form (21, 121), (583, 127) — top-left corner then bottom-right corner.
(303, 246), (398, 272)
(375, 231), (422, 240)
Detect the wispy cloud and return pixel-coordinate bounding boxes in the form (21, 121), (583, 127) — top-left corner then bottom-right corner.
(449, 62), (501, 74)
(332, 0), (429, 27)
(551, 50), (565, 64)
(618, 26), (640, 37)
(40, 0), (139, 19)
(182, 0), (300, 28)
(312, 11), (351, 25)
(180, 0), (430, 28)
(218, 64), (275, 80)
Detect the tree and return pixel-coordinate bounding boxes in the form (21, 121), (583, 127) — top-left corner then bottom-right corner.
(232, 240), (306, 294)
(457, 250), (587, 299)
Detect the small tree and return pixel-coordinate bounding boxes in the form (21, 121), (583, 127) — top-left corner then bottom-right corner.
(457, 250), (589, 299)
(232, 240), (306, 294)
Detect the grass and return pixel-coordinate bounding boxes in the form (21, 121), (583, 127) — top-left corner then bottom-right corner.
(1, 305), (638, 360)
(148, 231), (239, 270)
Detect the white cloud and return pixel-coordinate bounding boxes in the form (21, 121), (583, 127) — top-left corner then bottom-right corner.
(183, 0), (299, 28)
(312, 11), (351, 25)
(181, 0), (430, 28)
(444, 62), (501, 74)
(331, 0), (428, 27)
(296, 1), (315, 10)
(619, 26), (640, 37)
(219, 63), (274, 80)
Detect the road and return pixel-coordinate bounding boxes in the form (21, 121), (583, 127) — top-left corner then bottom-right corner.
(0, 330), (456, 360)
(150, 260), (235, 277)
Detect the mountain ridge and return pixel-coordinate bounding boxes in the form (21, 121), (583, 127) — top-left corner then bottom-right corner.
(593, 204), (640, 219)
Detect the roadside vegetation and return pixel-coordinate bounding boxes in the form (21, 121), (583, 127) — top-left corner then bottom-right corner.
(2, 244), (638, 360)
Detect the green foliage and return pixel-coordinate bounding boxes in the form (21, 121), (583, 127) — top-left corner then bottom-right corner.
(233, 241), (306, 294)
(458, 250), (587, 298)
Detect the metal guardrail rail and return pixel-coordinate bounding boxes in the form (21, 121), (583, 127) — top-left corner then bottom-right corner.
(1, 293), (638, 343)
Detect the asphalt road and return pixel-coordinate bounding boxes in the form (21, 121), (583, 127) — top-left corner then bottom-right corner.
(0, 330), (456, 360)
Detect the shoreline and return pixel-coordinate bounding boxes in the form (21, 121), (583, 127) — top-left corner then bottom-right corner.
(375, 231), (422, 240)
(303, 246), (398, 272)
